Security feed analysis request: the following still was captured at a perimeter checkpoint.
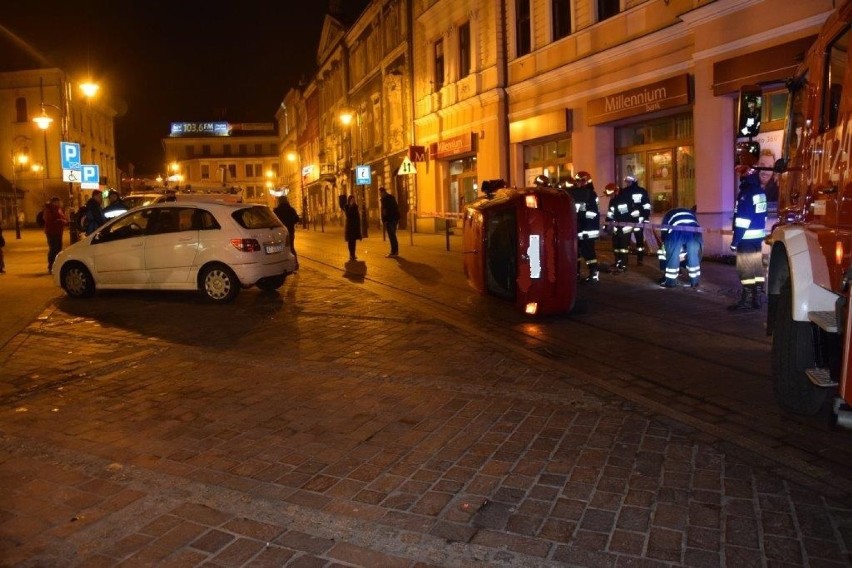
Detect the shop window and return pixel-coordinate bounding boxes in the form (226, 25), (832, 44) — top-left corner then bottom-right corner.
(201, 165), (210, 180)
(552, 0), (572, 40)
(459, 22), (471, 78)
(523, 136), (573, 186)
(516, 0), (531, 56)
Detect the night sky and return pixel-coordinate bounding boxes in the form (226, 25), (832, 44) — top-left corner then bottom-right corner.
(0, 1), (370, 175)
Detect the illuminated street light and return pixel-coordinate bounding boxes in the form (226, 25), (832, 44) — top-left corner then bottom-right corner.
(80, 81), (100, 98)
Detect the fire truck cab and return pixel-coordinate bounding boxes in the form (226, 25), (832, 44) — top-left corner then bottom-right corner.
(462, 179), (577, 316)
(765, 0), (852, 427)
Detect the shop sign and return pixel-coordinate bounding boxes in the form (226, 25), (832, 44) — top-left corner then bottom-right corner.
(409, 145), (426, 162)
(586, 74), (690, 126)
(430, 133), (474, 159)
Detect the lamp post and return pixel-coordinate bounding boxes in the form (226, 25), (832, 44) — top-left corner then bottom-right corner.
(287, 150), (307, 229)
(10, 152), (29, 239)
(339, 109), (368, 237)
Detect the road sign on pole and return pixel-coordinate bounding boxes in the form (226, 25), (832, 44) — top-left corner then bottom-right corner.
(397, 156), (416, 175)
(81, 165), (100, 189)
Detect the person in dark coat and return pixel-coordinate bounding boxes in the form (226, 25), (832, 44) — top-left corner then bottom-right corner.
(273, 195), (301, 269)
(728, 165), (767, 310)
(83, 190), (107, 236)
(43, 196), (67, 274)
(379, 187), (400, 257)
(340, 194), (362, 261)
(622, 175), (651, 265)
(568, 171), (600, 282)
(605, 182), (633, 273)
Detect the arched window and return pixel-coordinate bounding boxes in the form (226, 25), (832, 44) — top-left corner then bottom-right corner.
(15, 97), (27, 123)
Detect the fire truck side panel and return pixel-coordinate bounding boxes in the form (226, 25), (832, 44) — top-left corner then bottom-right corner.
(768, 1), (852, 419)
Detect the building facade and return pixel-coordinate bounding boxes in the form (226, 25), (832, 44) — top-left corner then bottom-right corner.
(160, 122), (279, 206)
(0, 68), (117, 225)
(288, 0), (831, 256)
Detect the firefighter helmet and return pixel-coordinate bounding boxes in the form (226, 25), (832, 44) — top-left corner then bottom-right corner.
(624, 175), (636, 184)
(604, 182), (618, 196)
(574, 171), (592, 184)
(534, 174), (551, 187)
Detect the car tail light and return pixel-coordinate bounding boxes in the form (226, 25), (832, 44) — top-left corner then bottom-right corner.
(525, 302), (539, 315)
(525, 194), (539, 209)
(230, 238), (261, 252)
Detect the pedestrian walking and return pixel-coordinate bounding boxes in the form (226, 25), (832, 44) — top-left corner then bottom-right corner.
(273, 195), (301, 270)
(339, 194), (362, 261)
(622, 175), (651, 265)
(82, 190), (107, 236)
(658, 206), (702, 288)
(728, 165), (768, 310)
(605, 182), (633, 273)
(43, 196), (67, 274)
(568, 171), (600, 282)
(379, 187), (400, 257)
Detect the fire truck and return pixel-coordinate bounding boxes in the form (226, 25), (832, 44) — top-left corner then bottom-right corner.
(462, 179), (578, 316)
(765, 0), (852, 427)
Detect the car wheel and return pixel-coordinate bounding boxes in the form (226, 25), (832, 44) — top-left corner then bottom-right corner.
(772, 279), (829, 415)
(256, 273), (286, 291)
(200, 263), (240, 303)
(61, 262), (95, 298)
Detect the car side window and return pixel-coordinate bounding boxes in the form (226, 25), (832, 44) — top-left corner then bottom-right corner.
(147, 208), (181, 235)
(94, 210), (148, 243)
(191, 209), (220, 230)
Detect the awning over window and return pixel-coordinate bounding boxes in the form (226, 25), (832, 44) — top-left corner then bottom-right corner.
(713, 35), (817, 96)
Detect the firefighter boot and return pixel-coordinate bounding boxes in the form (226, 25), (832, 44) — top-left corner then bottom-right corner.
(727, 287), (752, 311)
(751, 284), (763, 309)
(636, 251), (644, 266)
(582, 265), (600, 283)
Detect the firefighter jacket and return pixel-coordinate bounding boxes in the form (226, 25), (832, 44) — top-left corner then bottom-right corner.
(731, 172), (767, 247)
(660, 208), (700, 240)
(623, 180), (651, 224)
(606, 192), (635, 234)
(569, 183), (600, 240)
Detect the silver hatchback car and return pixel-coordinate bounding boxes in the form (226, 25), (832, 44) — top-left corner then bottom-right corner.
(54, 201), (296, 303)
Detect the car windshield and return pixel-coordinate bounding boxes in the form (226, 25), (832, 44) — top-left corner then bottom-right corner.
(233, 206), (282, 229)
(124, 195), (162, 209)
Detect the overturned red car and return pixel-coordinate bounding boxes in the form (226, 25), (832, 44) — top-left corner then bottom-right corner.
(462, 180), (578, 316)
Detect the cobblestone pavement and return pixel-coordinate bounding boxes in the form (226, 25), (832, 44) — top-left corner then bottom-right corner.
(0, 227), (851, 567)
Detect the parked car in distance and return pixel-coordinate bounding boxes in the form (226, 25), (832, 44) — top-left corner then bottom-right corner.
(54, 201), (296, 303)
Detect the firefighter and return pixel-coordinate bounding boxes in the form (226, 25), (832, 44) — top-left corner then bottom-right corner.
(622, 175), (651, 265)
(728, 165), (767, 310)
(605, 182), (632, 272)
(659, 207), (702, 288)
(569, 171), (600, 282)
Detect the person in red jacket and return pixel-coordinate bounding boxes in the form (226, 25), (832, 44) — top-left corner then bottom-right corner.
(43, 196), (67, 274)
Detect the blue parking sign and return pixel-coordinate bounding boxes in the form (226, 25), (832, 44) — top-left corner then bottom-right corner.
(60, 142), (81, 170)
(81, 164), (100, 189)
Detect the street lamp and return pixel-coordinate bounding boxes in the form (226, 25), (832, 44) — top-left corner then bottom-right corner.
(339, 108), (368, 237)
(10, 152), (29, 239)
(287, 150), (307, 228)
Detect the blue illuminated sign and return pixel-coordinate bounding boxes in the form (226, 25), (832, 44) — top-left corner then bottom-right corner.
(170, 122), (231, 137)
(355, 165), (371, 186)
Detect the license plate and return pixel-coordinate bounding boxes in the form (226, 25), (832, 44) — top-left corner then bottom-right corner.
(264, 243), (285, 254)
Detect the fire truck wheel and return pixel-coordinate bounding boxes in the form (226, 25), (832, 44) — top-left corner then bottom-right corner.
(771, 280), (829, 415)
